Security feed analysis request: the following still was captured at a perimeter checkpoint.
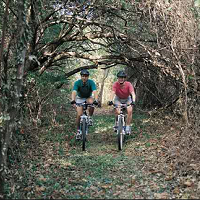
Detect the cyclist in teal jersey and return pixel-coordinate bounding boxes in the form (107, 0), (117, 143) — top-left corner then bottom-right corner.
(71, 69), (98, 138)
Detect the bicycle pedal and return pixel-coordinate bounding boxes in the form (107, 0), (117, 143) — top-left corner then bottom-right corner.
(76, 136), (82, 140)
(76, 132), (82, 140)
(88, 118), (93, 126)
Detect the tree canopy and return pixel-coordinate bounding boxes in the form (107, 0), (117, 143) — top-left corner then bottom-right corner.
(0, 0), (200, 197)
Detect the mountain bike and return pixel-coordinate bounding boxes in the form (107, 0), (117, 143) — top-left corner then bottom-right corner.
(76, 101), (95, 151)
(111, 103), (132, 151)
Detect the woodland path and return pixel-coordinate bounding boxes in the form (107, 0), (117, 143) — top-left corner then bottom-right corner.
(7, 106), (199, 199)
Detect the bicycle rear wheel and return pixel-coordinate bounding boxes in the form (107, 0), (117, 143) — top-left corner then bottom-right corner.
(117, 117), (125, 151)
(81, 118), (87, 151)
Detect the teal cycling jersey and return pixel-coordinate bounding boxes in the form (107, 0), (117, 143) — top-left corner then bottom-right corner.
(73, 79), (97, 98)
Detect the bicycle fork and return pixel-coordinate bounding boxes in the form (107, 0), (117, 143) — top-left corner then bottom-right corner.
(117, 114), (126, 135)
(80, 114), (88, 135)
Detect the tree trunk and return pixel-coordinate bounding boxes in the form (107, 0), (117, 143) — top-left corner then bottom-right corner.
(98, 69), (109, 107)
(0, 0), (28, 197)
(0, 0), (10, 197)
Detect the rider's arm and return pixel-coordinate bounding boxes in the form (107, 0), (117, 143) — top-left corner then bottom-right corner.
(92, 90), (98, 101)
(71, 90), (77, 102)
(128, 82), (136, 102)
(71, 80), (79, 102)
(110, 82), (118, 102)
(90, 80), (98, 101)
(131, 91), (136, 102)
(110, 90), (116, 102)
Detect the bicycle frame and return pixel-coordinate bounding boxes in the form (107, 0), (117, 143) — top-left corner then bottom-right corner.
(114, 103), (131, 150)
(76, 101), (94, 151)
(80, 104), (89, 134)
(116, 106), (127, 133)
(114, 103), (129, 129)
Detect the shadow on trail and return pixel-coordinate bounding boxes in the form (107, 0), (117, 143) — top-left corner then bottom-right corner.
(6, 106), (187, 199)
(62, 107), (182, 199)
(74, 108), (139, 153)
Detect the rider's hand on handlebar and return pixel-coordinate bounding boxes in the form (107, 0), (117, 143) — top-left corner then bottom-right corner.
(131, 101), (135, 105)
(93, 100), (98, 106)
(108, 101), (113, 106)
(71, 100), (76, 105)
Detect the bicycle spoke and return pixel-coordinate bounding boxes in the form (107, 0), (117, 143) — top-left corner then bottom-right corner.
(82, 118), (87, 151)
(118, 117), (123, 150)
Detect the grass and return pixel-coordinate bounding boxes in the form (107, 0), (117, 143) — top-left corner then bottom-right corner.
(5, 107), (193, 199)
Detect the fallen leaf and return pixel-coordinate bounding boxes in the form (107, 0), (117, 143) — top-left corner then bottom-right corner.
(181, 193), (190, 199)
(154, 192), (169, 199)
(198, 181), (200, 189)
(173, 187), (180, 194)
(24, 187), (32, 191)
(36, 186), (46, 192)
(38, 177), (47, 182)
(101, 184), (112, 189)
(165, 176), (173, 181)
(183, 181), (193, 187)
(130, 176), (137, 185)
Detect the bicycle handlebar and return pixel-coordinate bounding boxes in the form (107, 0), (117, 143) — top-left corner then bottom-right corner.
(76, 102), (95, 108)
(113, 103), (132, 108)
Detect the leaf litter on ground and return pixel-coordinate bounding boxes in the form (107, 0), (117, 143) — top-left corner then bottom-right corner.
(5, 106), (200, 199)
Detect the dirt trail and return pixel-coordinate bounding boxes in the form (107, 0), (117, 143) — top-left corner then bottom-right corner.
(8, 106), (199, 199)
(58, 106), (191, 199)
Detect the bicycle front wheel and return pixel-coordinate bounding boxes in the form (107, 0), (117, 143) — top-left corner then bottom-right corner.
(81, 118), (87, 151)
(117, 117), (124, 151)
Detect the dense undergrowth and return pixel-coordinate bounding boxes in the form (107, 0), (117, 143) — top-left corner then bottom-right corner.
(4, 106), (200, 199)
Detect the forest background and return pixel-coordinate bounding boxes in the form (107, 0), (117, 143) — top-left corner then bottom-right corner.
(0, 0), (200, 198)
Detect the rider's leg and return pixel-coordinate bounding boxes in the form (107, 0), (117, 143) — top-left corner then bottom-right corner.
(115, 107), (120, 118)
(75, 96), (86, 130)
(126, 105), (133, 126)
(126, 96), (133, 126)
(114, 96), (121, 116)
(114, 97), (121, 128)
(87, 97), (94, 116)
(76, 106), (83, 130)
(87, 97), (94, 126)
(126, 105), (133, 134)
(125, 97), (133, 134)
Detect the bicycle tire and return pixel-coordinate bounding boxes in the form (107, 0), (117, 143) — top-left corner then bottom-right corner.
(82, 118), (87, 151)
(117, 117), (124, 151)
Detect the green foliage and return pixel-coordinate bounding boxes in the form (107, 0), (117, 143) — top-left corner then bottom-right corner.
(2, 0), (200, 198)
(27, 71), (69, 88)
(6, 104), (194, 199)
(195, 0), (200, 7)
(42, 24), (63, 43)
